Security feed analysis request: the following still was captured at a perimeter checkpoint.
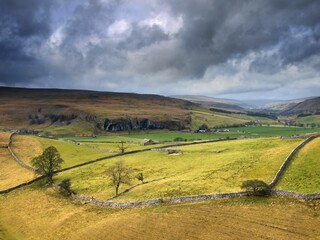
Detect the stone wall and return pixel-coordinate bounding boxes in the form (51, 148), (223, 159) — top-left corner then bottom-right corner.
(271, 190), (320, 200)
(7, 133), (39, 173)
(269, 135), (319, 188)
(0, 176), (45, 194)
(71, 191), (250, 208)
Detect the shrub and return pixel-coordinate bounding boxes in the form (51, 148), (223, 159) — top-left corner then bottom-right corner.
(241, 179), (270, 196)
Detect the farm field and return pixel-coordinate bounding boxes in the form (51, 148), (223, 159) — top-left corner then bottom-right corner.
(10, 135), (112, 168)
(276, 137), (320, 193)
(56, 138), (303, 201)
(62, 125), (320, 142)
(189, 110), (278, 130)
(297, 115), (320, 126)
(0, 187), (319, 240)
(0, 132), (10, 145)
(0, 148), (35, 190)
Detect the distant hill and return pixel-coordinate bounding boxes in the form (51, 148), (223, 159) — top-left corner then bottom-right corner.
(171, 95), (248, 112)
(282, 97), (320, 115)
(262, 99), (307, 111)
(0, 87), (195, 132)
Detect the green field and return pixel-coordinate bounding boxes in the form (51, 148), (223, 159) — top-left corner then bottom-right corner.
(1, 129), (320, 240)
(276, 137), (320, 193)
(11, 135), (113, 168)
(61, 126), (320, 142)
(56, 138), (303, 201)
(297, 115), (320, 126)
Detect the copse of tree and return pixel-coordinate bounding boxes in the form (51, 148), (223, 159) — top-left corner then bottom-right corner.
(106, 160), (133, 195)
(241, 179), (270, 196)
(31, 146), (64, 185)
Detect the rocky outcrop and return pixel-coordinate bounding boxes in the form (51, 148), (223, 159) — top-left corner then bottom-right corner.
(100, 118), (185, 131)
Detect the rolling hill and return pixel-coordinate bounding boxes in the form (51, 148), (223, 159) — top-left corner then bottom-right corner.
(0, 87), (195, 133)
(171, 95), (248, 111)
(0, 87), (276, 135)
(282, 97), (320, 115)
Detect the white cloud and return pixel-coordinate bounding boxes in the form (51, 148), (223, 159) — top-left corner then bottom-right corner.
(107, 19), (132, 40)
(139, 12), (183, 35)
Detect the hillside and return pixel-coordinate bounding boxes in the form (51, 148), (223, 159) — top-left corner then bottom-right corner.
(171, 95), (247, 111)
(0, 87), (195, 132)
(282, 97), (320, 115)
(262, 99), (306, 111)
(0, 87), (273, 135)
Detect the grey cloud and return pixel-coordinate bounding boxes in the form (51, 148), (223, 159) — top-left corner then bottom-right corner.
(1, 0), (320, 99)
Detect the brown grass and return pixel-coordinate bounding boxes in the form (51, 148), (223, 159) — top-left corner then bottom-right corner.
(0, 132), (10, 145)
(0, 149), (35, 190)
(0, 88), (192, 128)
(10, 135), (43, 165)
(0, 187), (319, 240)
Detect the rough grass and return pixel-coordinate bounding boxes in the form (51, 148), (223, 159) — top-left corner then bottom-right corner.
(81, 142), (170, 152)
(0, 131), (10, 145)
(0, 149), (35, 190)
(297, 115), (320, 126)
(276, 137), (320, 193)
(190, 111), (248, 129)
(56, 138), (302, 201)
(0, 187), (320, 240)
(10, 135), (113, 168)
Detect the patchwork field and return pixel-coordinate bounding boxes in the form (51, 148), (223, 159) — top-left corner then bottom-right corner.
(55, 138), (303, 201)
(1, 129), (320, 240)
(276, 137), (320, 193)
(0, 187), (319, 240)
(62, 126), (320, 142)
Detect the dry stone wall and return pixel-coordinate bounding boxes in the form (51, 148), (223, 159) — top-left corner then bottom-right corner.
(269, 135), (319, 188)
(7, 133), (38, 173)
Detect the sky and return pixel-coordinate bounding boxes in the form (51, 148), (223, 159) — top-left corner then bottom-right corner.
(1, 0), (320, 100)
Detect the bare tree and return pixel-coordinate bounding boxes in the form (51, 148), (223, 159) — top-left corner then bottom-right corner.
(106, 160), (132, 195)
(117, 141), (128, 154)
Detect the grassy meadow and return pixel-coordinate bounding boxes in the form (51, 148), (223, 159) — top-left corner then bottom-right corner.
(56, 138), (303, 201)
(276, 137), (320, 193)
(61, 125), (320, 143)
(0, 186), (320, 240)
(0, 132), (10, 145)
(10, 135), (112, 168)
(297, 115), (320, 126)
(0, 148), (35, 190)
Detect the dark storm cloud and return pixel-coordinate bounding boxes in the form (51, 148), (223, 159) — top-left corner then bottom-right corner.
(0, 0), (320, 98)
(0, 0), (53, 84)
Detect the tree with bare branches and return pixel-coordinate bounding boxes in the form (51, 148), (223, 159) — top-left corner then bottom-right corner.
(117, 141), (128, 154)
(106, 160), (132, 195)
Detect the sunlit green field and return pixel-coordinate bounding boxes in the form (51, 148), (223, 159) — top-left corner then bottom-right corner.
(56, 138), (302, 201)
(61, 126), (320, 142)
(11, 135), (112, 168)
(276, 137), (320, 193)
